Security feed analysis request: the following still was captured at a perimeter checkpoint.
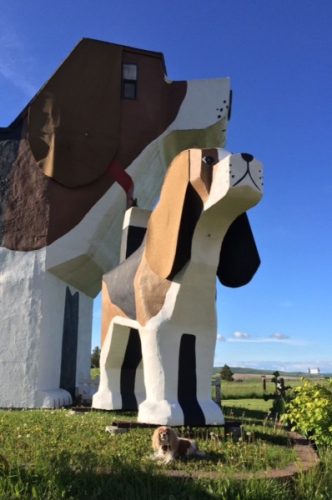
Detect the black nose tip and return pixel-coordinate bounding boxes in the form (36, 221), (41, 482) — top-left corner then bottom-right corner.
(241, 153), (254, 163)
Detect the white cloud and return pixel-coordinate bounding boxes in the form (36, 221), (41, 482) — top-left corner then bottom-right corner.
(270, 332), (290, 340)
(223, 331), (307, 346)
(232, 331), (250, 339)
(0, 20), (36, 97)
(217, 334), (226, 342)
(228, 337), (307, 345)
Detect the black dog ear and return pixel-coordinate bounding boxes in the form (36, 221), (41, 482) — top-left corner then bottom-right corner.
(217, 212), (260, 287)
(168, 183), (203, 279)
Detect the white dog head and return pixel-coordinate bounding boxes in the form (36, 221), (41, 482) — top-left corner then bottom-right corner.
(145, 148), (263, 286)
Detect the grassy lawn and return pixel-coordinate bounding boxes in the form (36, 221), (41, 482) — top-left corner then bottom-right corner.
(222, 398), (273, 412)
(218, 377), (313, 400)
(211, 375), (331, 401)
(0, 383), (331, 499)
(222, 398), (275, 423)
(0, 409), (295, 473)
(0, 403), (329, 499)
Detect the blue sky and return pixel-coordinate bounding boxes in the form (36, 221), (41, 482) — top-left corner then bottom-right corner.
(1, 0), (331, 372)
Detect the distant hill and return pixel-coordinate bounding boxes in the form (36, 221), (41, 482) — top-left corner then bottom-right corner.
(213, 366), (332, 378)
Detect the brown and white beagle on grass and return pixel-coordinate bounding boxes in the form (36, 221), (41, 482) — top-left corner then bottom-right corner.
(92, 148), (263, 425)
(152, 426), (204, 463)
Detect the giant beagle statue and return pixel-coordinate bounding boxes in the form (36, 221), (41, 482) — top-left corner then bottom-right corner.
(0, 39), (232, 408)
(92, 148), (263, 425)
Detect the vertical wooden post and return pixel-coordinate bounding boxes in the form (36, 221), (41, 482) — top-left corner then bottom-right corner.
(214, 377), (221, 405)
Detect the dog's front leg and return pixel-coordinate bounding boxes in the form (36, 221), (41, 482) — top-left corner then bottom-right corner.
(138, 325), (224, 426)
(138, 325), (185, 425)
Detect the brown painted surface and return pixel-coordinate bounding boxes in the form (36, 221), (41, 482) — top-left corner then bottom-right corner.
(134, 253), (171, 325)
(1, 39), (187, 251)
(2, 136), (116, 250)
(145, 148), (217, 279)
(189, 148), (217, 201)
(28, 40), (122, 187)
(117, 49), (186, 169)
(145, 150), (190, 279)
(101, 281), (128, 346)
(2, 138), (49, 250)
(45, 159), (116, 246)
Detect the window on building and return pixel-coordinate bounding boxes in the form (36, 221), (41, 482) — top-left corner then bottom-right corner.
(122, 63), (138, 99)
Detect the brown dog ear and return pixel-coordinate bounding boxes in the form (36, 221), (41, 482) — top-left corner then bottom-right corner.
(217, 212), (260, 287)
(151, 428), (160, 451)
(145, 150), (203, 279)
(28, 39), (122, 187)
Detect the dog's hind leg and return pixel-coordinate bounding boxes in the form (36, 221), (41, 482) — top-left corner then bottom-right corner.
(92, 318), (145, 410)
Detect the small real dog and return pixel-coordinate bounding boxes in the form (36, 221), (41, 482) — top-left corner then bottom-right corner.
(152, 426), (204, 464)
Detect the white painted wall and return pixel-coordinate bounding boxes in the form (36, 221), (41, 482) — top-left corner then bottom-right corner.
(0, 247), (93, 408)
(0, 249), (45, 407)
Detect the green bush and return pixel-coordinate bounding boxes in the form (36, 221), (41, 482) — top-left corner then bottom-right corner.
(220, 364), (234, 381)
(91, 346), (101, 368)
(281, 378), (332, 447)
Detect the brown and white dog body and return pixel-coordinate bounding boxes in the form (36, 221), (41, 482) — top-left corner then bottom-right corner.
(152, 426), (201, 463)
(93, 148), (263, 425)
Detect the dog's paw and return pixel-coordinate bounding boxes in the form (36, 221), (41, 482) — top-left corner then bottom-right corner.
(38, 389), (72, 408)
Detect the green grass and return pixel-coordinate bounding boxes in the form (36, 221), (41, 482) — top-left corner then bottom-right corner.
(217, 378), (299, 400)
(90, 367), (100, 380)
(222, 398), (275, 422)
(0, 394), (330, 499)
(0, 408), (297, 498)
(0, 410), (294, 472)
(213, 376), (330, 400)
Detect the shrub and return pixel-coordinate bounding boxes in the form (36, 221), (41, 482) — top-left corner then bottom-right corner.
(281, 378), (332, 447)
(91, 346), (101, 368)
(220, 364), (234, 382)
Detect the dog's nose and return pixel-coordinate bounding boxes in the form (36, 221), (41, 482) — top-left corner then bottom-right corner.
(241, 153), (254, 163)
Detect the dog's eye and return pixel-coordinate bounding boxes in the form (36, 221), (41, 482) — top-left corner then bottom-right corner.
(202, 156), (216, 166)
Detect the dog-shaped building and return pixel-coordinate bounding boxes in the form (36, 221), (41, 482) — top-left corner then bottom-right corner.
(0, 39), (232, 408)
(92, 147), (263, 425)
